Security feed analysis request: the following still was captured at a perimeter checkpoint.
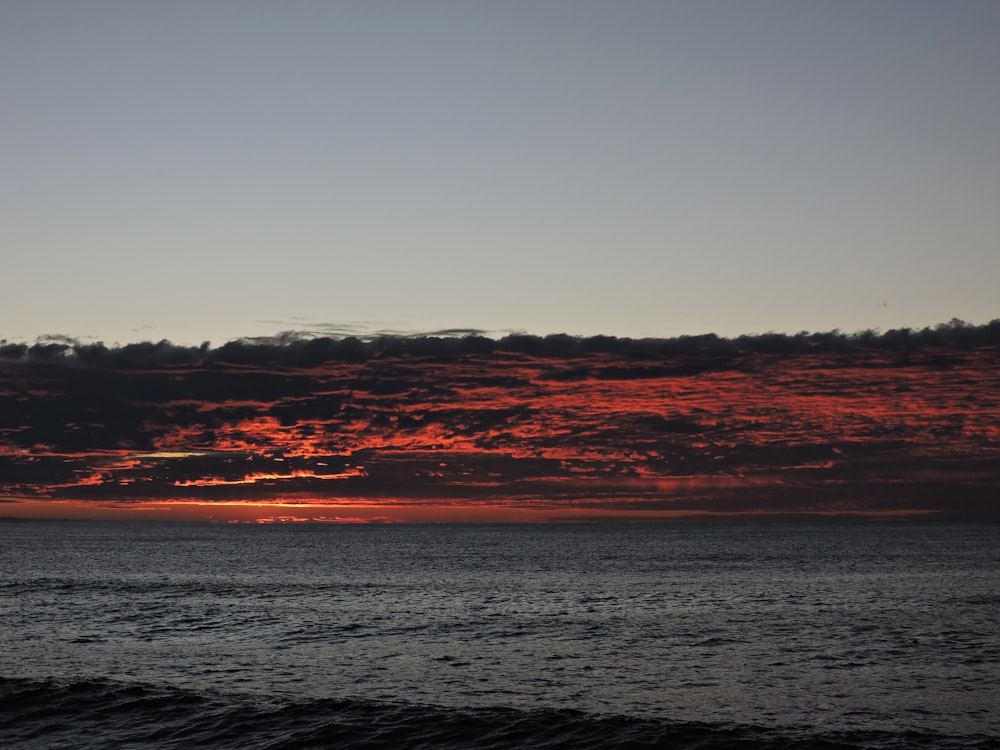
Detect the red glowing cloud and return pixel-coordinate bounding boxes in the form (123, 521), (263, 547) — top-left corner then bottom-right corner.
(2, 326), (998, 521)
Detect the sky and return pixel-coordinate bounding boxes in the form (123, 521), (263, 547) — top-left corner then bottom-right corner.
(2, 0), (998, 347)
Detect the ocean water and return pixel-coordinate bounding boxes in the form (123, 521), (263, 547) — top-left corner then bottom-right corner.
(1, 520), (998, 749)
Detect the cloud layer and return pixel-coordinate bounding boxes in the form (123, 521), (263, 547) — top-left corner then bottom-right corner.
(2, 321), (998, 520)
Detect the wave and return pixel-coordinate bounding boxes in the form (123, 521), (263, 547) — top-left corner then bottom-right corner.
(2, 678), (997, 750)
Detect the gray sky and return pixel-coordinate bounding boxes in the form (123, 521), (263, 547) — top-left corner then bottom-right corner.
(2, 0), (998, 345)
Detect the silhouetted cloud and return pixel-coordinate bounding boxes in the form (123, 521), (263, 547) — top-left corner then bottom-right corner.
(1, 320), (998, 519)
(3, 319), (996, 368)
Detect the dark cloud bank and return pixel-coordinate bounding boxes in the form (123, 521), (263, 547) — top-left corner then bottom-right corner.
(4, 319), (999, 367)
(2, 320), (998, 519)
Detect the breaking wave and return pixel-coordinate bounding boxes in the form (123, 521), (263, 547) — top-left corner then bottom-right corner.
(2, 677), (996, 750)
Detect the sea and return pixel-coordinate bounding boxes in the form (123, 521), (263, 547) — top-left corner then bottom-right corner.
(1, 520), (997, 749)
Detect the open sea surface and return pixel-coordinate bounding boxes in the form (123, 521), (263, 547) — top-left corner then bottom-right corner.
(1, 520), (998, 748)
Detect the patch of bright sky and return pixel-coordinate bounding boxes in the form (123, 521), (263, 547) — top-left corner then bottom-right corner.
(2, 1), (998, 346)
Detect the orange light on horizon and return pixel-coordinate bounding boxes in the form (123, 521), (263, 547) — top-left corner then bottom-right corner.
(0, 498), (945, 524)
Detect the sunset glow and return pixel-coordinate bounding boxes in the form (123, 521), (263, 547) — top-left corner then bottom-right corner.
(2, 328), (997, 522)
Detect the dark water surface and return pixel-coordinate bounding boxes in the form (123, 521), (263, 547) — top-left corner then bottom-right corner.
(2, 521), (998, 748)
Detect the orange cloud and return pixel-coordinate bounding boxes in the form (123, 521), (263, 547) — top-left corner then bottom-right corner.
(2, 334), (998, 520)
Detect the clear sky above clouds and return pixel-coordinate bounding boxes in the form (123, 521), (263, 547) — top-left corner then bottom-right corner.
(2, 0), (998, 346)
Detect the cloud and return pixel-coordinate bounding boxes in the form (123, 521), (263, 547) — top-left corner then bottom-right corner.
(4, 319), (999, 368)
(1, 320), (998, 519)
